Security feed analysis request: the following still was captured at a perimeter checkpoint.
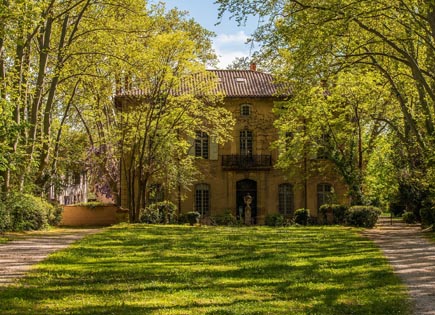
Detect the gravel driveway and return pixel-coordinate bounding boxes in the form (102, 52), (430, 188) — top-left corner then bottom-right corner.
(0, 228), (101, 286)
(364, 220), (435, 315)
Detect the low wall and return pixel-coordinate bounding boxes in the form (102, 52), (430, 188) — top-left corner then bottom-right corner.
(60, 205), (128, 226)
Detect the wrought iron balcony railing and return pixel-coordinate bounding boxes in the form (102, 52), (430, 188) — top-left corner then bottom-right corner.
(221, 154), (272, 170)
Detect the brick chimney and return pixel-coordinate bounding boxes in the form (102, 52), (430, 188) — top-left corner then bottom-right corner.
(250, 62), (257, 71)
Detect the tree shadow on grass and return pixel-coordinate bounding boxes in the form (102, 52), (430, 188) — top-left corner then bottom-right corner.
(0, 225), (411, 315)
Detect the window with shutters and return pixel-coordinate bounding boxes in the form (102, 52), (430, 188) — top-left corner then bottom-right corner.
(195, 131), (209, 159)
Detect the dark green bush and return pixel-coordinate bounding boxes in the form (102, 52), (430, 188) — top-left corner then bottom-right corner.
(186, 211), (201, 225)
(47, 201), (63, 226)
(140, 201), (177, 224)
(211, 210), (238, 226)
(345, 206), (382, 228)
(402, 211), (417, 224)
(319, 204), (348, 224)
(265, 213), (285, 226)
(0, 202), (11, 233)
(294, 208), (310, 226)
(420, 206), (435, 230)
(6, 193), (49, 231)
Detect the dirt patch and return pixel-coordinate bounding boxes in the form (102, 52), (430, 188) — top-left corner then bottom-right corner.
(0, 228), (101, 286)
(363, 220), (435, 315)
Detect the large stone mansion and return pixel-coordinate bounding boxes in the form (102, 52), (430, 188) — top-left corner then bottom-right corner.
(116, 66), (347, 224)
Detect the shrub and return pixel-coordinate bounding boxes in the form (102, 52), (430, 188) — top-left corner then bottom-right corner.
(0, 202), (11, 233)
(402, 211), (417, 224)
(6, 193), (49, 231)
(294, 208), (310, 226)
(186, 211), (201, 225)
(319, 204), (348, 224)
(74, 201), (113, 208)
(139, 201), (177, 224)
(139, 206), (160, 224)
(265, 213), (285, 227)
(211, 210), (238, 226)
(47, 201), (63, 226)
(345, 206), (382, 228)
(420, 206), (435, 230)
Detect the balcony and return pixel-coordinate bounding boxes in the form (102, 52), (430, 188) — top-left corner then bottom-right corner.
(221, 154), (272, 171)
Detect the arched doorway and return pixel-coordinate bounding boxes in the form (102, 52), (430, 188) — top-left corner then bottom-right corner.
(236, 179), (257, 224)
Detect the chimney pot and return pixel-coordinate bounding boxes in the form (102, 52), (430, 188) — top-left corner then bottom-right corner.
(250, 62), (257, 71)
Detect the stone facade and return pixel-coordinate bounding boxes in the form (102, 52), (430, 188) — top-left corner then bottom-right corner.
(179, 95), (348, 224)
(117, 69), (348, 223)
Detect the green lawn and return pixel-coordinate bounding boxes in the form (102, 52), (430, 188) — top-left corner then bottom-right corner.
(0, 225), (410, 315)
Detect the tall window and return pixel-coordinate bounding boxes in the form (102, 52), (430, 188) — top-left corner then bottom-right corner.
(195, 131), (209, 159)
(317, 183), (333, 209)
(279, 183), (294, 215)
(195, 184), (210, 216)
(240, 104), (251, 117)
(240, 130), (253, 156)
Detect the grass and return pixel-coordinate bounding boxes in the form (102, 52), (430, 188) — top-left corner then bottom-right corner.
(0, 225), (410, 315)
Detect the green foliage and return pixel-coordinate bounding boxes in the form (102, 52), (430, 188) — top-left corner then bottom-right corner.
(319, 204), (348, 225)
(210, 210), (238, 226)
(73, 202), (113, 208)
(139, 201), (177, 224)
(5, 193), (49, 231)
(264, 213), (285, 226)
(420, 206), (435, 230)
(186, 211), (201, 225)
(46, 202), (63, 226)
(0, 225), (411, 314)
(402, 212), (417, 224)
(0, 202), (11, 233)
(294, 208), (310, 226)
(345, 206), (382, 228)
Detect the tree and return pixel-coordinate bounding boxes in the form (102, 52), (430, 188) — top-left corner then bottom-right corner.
(226, 56), (251, 70)
(116, 31), (234, 222)
(0, 0), (222, 209)
(274, 69), (395, 204)
(217, 0), (435, 207)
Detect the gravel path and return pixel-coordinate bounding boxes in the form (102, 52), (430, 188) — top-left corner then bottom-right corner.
(0, 229), (101, 286)
(363, 220), (435, 315)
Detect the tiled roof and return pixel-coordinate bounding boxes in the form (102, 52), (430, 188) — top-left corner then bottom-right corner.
(210, 70), (280, 98)
(115, 70), (289, 99)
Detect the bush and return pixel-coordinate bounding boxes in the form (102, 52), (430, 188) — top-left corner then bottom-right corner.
(186, 211), (201, 225)
(6, 193), (49, 231)
(294, 208), (310, 226)
(211, 210), (238, 226)
(319, 204), (348, 224)
(47, 201), (63, 226)
(0, 202), (11, 233)
(139, 201), (177, 224)
(402, 211), (417, 224)
(265, 213), (285, 227)
(345, 206), (382, 228)
(420, 206), (435, 230)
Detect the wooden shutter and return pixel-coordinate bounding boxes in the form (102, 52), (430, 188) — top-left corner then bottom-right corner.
(209, 136), (218, 160)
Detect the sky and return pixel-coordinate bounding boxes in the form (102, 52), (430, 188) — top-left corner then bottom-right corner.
(150, 0), (260, 68)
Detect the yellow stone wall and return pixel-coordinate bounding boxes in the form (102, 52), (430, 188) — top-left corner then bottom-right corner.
(179, 97), (349, 223)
